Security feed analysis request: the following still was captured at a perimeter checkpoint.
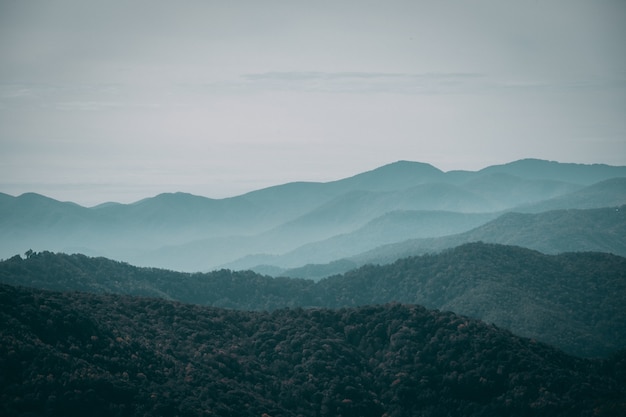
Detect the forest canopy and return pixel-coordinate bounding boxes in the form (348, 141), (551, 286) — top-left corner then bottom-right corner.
(2, 242), (625, 358)
(1, 283), (625, 417)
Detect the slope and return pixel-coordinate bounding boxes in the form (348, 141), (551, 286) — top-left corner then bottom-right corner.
(130, 182), (496, 271)
(518, 177), (626, 212)
(225, 210), (498, 272)
(132, 172), (623, 272)
(2, 243), (625, 358)
(474, 158), (626, 184)
(1, 283), (624, 416)
(350, 205), (626, 268)
(460, 172), (580, 210)
(1, 159), (624, 271)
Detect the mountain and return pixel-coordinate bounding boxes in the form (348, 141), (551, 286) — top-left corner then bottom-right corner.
(1, 159), (624, 272)
(1, 283), (624, 416)
(0, 192), (92, 231)
(326, 159), (445, 190)
(322, 243), (626, 358)
(474, 158), (626, 184)
(2, 242), (625, 358)
(129, 170), (626, 272)
(347, 205), (626, 269)
(518, 177), (626, 212)
(239, 203), (626, 279)
(460, 173), (580, 210)
(223, 210), (498, 272)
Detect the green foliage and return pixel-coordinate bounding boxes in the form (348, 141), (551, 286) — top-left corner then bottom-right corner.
(1, 242), (625, 357)
(1, 284), (624, 417)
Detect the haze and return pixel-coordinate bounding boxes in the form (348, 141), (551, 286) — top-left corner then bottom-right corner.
(1, 0), (625, 206)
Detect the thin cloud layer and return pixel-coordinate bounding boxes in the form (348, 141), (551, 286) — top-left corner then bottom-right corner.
(240, 71), (489, 94)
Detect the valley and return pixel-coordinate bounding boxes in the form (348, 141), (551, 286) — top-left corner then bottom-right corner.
(2, 158), (626, 416)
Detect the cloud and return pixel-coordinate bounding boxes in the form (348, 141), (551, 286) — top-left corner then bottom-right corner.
(243, 71), (484, 80)
(52, 101), (134, 112)
(0, 83), (181, 112)
(237, 71), (626, 97)
(239, 71), (489, 95)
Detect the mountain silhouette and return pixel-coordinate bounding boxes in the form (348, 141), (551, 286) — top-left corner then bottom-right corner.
(284, 205), (626, 279)
(1, 159), (625, 272)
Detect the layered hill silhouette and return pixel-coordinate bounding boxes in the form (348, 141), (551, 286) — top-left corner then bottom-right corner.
(272, 205), (626, 279)
(1, 158), (625, 272)
(2, 242), (625, 358)
(1, 283), (624, 417)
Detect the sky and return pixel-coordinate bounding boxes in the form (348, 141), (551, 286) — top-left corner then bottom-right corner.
(1, 0), (625, 206)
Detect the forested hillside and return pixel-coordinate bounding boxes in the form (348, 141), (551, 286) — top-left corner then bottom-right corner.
(2, 242), (625, 357)
(1, 284), (624, 417)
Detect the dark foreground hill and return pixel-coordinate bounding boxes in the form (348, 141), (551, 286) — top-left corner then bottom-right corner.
(1, 283), (624, 417)
(2, 243), (625, 358)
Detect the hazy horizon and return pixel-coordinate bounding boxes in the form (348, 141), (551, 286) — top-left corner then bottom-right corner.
(2, 1), (625, 206)
(2, 157), (625, 208)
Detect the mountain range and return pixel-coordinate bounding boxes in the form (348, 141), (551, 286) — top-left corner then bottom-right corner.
(3, 158), (626, 415)
(269, 204), (626, 279)
(2, 242), (625, 358)
(2, 158), (626, 273)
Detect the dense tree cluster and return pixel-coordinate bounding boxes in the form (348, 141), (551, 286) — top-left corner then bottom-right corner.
(1, 283), (624, 417)
(2, 243), (625, 358)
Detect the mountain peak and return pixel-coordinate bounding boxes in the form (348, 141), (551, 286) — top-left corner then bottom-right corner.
(132, 192), (216, 206)
(334, 160), (444, 191)
(374, 160), (443, 174)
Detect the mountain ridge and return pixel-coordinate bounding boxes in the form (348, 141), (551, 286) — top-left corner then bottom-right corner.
(232, 204), (626, 277)
(2, 158), (625, 272)
(350, 205), (626, 266)
(476, 158), (626, 185)
(5, 159), (625, 207)
(2, 242), (625, 358)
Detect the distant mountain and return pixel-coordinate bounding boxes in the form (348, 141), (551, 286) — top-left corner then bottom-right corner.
(474, 158), (626, 185)
(461, 173), (580, 210)
(3, 284), (624, 416)
(2, 242), (625, 358)
(518, 177), (626, 212)
(240, 204), (626, 278)
(348, 205), (626, 269)
(0, 192), (92, 231)
(224, 210), (499, 271)
(130, 173), (626, 271)
(326, 160), (445, 190)
(1, 159), (624, 272)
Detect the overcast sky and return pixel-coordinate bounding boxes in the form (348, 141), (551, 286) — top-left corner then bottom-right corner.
(1, 0), (625, 206)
